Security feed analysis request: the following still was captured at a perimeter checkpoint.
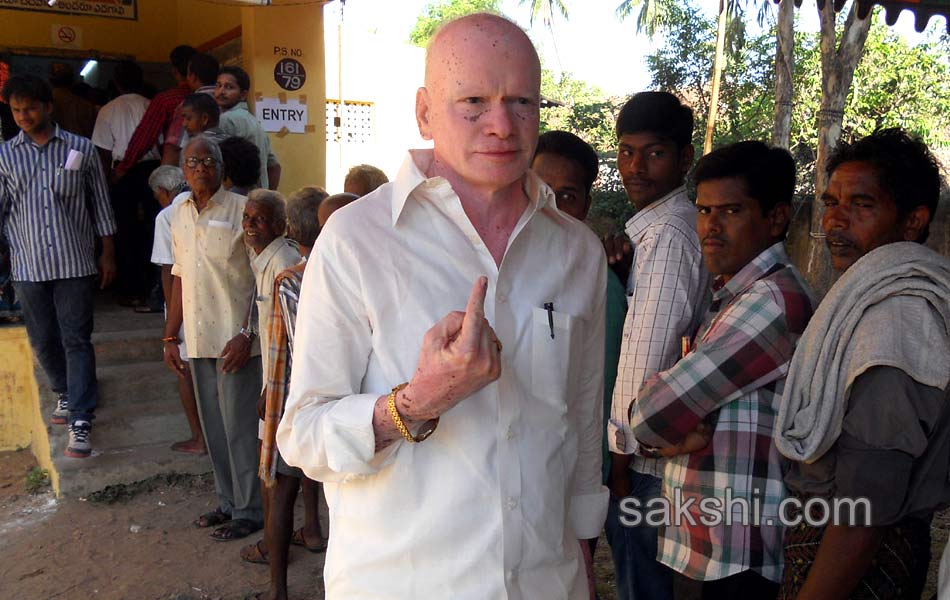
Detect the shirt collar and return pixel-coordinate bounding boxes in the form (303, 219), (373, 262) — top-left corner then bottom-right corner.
(185, 184), (228, 209)
(390, 149), (552, 227)
(11, 124), (65, 148)
(251, 236), (290, 271)
(225, 101), (250, 113)
(624, 185), (688, 242)
(196, 85), (216, 95)
(712, 241), (790, 303)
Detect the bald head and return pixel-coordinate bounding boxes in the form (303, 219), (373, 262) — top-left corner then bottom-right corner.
(416, 13), (542, 193)
(424, 13), (540, 90)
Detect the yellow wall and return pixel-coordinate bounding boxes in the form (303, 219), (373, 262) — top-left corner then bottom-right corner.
(241, 3), (327, 193)
(0, 327), (58, 495)
(0, 0), (241, 61)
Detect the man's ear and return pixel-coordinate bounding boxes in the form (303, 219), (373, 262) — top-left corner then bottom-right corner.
(239, 88), (249, 103)
(901, 205), (931, 242)
(769, 202), (792, 239)
(415, 87), (433, 141)
(679, 144), (695, 176)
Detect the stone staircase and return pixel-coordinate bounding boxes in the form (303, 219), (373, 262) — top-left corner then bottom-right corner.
(37, 297), (210, 497)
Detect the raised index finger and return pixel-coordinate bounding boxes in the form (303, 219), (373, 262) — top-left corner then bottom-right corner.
(459, 276), (488, 346)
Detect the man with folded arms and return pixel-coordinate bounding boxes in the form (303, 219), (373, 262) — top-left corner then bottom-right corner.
(278, 13), (607, 599)
(633, 141), (814, 599)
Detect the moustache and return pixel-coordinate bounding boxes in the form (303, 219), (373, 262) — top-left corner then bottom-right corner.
(825, 231), (855, 247)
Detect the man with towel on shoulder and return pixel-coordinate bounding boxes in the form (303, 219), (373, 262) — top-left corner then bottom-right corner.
(775, 128), (950, 600)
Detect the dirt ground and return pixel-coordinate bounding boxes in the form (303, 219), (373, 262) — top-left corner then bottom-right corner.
(0, 449), (944, 600)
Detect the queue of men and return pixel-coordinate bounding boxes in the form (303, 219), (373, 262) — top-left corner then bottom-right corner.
(1, 10), (948, 600)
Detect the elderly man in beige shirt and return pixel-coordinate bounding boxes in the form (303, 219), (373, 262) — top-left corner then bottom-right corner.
(162, 135), (264, 541)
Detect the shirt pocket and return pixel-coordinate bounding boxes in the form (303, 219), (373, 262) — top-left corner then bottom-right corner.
(531, 306), (575, 410)
(52, 167), (82, 200)
(204, 219), (236, 259)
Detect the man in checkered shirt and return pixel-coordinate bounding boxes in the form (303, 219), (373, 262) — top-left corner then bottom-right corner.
(605, 92), (709, 600)
(632, 141), (814, 598)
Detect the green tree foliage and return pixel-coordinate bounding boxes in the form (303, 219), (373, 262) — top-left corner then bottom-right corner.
(646, 1), (950, 202)
(409, 0), (502, 46)
(520, 0), (569, 28)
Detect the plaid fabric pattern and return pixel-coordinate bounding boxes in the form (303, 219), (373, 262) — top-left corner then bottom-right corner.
(116, 83), (189, 173)
(609, 186), (710, 478)
(259, 264), (305, 487)
(633, 242), (814, 582)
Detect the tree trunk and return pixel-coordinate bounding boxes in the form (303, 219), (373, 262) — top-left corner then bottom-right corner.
(799, 1), (872, 297)
(704, 0), (729, 155)
(771, 0), (794, 148)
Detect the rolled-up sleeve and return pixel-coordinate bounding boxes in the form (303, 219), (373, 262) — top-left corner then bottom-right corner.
(568, 256), (609, 539)
(276, 225), (399, 482)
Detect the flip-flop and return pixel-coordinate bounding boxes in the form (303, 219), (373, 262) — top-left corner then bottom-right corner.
(193, 508), (231, 528)
(239, 539), (269, 564)
(211, 518), (262, 542)
(291, 527), (327, 553)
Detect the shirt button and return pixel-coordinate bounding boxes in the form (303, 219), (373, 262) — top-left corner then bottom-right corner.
(506, 428), (514, 440)
(497, 293), (507, 303)
(506, 497), (518, 510)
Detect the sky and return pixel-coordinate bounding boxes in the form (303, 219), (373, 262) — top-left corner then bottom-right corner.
(327, 0), (943, 97)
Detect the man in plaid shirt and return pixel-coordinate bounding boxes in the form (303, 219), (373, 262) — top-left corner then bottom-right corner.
(632, 141), (814, 598)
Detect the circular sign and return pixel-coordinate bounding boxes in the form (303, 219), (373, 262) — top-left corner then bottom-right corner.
(274, 58), (306, 91)
(58, 27), (76, 44)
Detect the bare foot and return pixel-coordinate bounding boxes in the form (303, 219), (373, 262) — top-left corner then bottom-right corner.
(171, 439), (207, 455)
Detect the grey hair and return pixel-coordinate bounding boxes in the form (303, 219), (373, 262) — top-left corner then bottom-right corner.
(286, 186), (328, 247)
(247, 188), (287, 231)
(184, 135), (224, 185)
(147, 165), (185, 195)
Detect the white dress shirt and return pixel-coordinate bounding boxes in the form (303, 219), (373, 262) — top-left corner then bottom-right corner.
(91, 93), (159, 163)
(607, 186), (709, 477)
(278, 150), (609, 600)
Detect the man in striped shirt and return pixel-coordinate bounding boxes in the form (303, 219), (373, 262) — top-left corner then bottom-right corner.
(0, 75), (116, 458)
(633, 142), (814, 598)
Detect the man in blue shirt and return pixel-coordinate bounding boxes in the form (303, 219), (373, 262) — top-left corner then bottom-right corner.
(0, 75), (116, 458)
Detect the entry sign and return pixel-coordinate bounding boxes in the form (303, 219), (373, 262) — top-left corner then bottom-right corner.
(256, 98), (308, 134)
(274, 59), (306, 91)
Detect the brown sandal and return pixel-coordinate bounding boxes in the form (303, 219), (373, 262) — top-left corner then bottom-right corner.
(240, 539), (269, 564)
(290, 528), (327, 553)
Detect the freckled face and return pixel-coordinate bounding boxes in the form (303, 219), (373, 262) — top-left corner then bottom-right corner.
(416, 19), (541, 192)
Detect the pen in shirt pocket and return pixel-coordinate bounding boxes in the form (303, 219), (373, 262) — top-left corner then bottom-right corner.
(543, 302), (555, 339)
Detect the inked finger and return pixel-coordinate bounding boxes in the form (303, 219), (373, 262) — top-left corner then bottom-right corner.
(459, 276), (488, 347)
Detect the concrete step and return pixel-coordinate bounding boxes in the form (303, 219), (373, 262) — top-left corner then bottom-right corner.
(52, 440), (211, 498)
(93, 328), (165, 367)
(33, 343), (213, 497)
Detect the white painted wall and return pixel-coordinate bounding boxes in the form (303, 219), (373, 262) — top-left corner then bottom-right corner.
(323, 15), (429, 194)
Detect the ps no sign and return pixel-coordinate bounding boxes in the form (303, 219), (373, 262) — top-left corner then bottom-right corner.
(255, 98), (308, 134)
